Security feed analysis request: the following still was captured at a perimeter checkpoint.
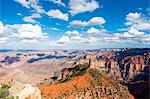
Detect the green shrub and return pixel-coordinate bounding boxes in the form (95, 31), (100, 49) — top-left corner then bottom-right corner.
(0, 84), (14, 99)
(1, 84), (11, 90)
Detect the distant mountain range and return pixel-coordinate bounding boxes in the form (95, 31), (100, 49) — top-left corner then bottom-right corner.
(0, 49), (37, 52)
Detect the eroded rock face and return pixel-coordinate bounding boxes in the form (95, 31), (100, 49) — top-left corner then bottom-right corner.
(90, 57), (122, 81)
(10, 84), (41, 99)
(89, 49), (150, 83)
(119, 54), (150, 81)
(39, 69), (134, 99)
(57, 62), (90, 82)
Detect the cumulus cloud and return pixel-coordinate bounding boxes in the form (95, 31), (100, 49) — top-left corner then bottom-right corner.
(124, 27), (144, 37)
(15, 0), (69, 21)
(57, 30), (84, 45)
(86, 27), (106, 36)
(0, 21), (48, 45)
(23, 13), (42, 23)
(0, 21), (57, 49)
(125, 12), (150, 31)
(47, 0), (65, 7)
(57, 29), (100, 45)
(87, 27), (101, 34)
(17, 24), (47, 40)
(69, 0), (100, 16)
(57, 25), (150, 46)
(125, 12), (141, 23)
(70, 17), (105, 27)
(113, 27), (149, 44)
(46, 9), (68, 21)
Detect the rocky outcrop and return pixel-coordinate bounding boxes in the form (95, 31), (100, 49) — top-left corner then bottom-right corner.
(90, 57), (122, 81)
(39, 68), (134, 99)
(10, 83), (41, 99)
(120, 54), (150, 82)
(89, 49), (150, 83)
(54, 62), (90, 82)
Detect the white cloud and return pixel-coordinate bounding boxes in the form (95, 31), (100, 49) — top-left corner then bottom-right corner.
(57, 25), (150, 46)
(125, 12), (150, 31)
(127, 27), (144, 36)
(17, 13), (23, 16)
(117, 28), (129, 31)
(17, 24), (47, 40)
(122, 27), (144, 38)
(15, 0), (45, 24)
(65, 30), (80, 36)
(0, 21), (5, 34)
(46, 9), (68, 21)
(23, 17), (37, 23)
(69, 0), (100, 16)
(57, 29), (102, 45)
(88, 17), (105, 26)
(57, 30), (84, 45)
(86, 27), (106, 35)
(70, 17), (105, 27)
(70, 35), (82, 41)
(133, 23), (150, 31)
(29, 13), (42, 18)
(125, 12), (141, 22)
(69, 20), (87, 27)
(48, 0), (65, 7)
(0, 37), (8, 44)
(14, 0), (30, 8)
(15, 0), (70, 22)
(50, 27), (60, 31)
(87, 27), (99, 34)
(14, 0), (45, 14)
(31, 5), (45, 14)
(0, 21), (48, 45)
(65, 30), (83, 41)
(0, 21), (70, 49)
(23, 13), (42, 23)
(57, 35), (70, 44)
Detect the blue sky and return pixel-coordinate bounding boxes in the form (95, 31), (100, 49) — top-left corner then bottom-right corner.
(0, 0), (150, 49)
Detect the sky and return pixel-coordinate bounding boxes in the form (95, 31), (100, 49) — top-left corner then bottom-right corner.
(0, 0), (150, 49)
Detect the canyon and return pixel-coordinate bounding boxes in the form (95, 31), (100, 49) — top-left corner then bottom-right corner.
(0, 48), (149, 99)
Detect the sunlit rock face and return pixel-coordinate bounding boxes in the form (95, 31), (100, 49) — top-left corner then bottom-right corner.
(39, 69), (134, 99)
(10, 83), (41, 99)
(89, 56), (122, 81)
